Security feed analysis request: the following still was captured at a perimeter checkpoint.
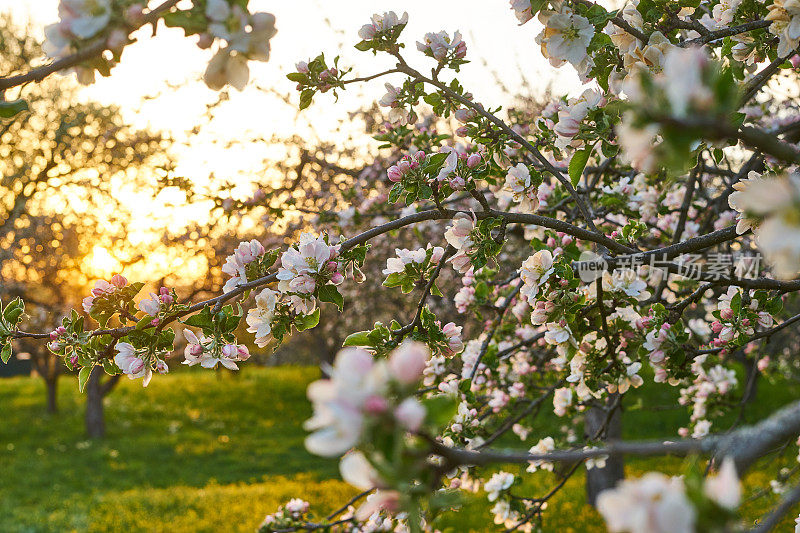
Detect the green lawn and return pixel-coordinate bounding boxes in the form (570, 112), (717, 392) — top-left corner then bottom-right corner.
(0, 366), (798, 532)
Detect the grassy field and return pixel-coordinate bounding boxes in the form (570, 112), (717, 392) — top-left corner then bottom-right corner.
(0, 366), (798, 532)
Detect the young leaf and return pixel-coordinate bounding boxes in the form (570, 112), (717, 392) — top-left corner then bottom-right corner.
(317, 284), (344, 311)
(1, 342), (11, 364)
(78, 366), (92, 392)
(568, 148), (591, 188)
(295, 308), (321, 331)
(343, 330), (371, 347)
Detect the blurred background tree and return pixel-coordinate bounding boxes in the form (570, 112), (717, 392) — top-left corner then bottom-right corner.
(0, 14), (171, 434)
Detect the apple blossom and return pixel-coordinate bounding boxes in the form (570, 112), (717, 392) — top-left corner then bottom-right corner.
(552, 387), (573, 417)
(114, 342), (154, 387)
(358, 11), (408, 41)
(246, 288), (278, 348)
(387, 340), (429, 384)
(484, 471), (514, 502)
(597, 472), (696, 533)
(519, 249), (554, 302)
(527, 436), (555, 472)
(222, 239), (266, 293)
(509, 0), (534, 25)
(535, 7), (595, 80)
(767, 0), (800, 57)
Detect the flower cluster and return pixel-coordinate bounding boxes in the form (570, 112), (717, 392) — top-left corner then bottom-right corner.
(597, 459), (741, 533)
(182, 328), (250, 370)
(257, 499), (311, 533)
(200, 0), (277, 90)
(767, 0), (800, 57)
(416, 30), (467, 68)
(82, 274), (128, 314)
(728, 171), (800, 278)
(444, 214), (478, 273)
(43, 0), (117, 83)
(277, 233), (343, 314)
(114, 341), (169, 387)
(382, 244), (445, 293)
(304, 342), (429, 456)
(221, 239), (266, 293)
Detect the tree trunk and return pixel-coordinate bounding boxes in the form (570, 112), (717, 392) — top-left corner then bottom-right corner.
(45, 375), (58, 414)
(85, 367), (106, 438)
(584, 398), (624, 507)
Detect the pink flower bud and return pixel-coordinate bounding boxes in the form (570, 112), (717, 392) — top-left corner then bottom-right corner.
(449, 176), (465, 190)
(237, 345), (250, 361)
(196, 33), (214, 50)
(388, 341), (429, 384)
(387, 166), (402, 182)
(190, 344), (203, 356)
(455, 126), (469, 136)
(466, 153), (481, 168)
(160, 294), (174, 305)
(295, 61), (310, 74)
(111, 274), (128, 288)
(159, 287), (170, 296)
(49, 331), (59, 341)
(720, 308), (734, 321)
(222, 344), (238, 359)
(711, 321), (723, 333)
(69, 355), (79, 366)
(394, 397), (426, 431)
(364, 395), (388, 414)
(330, 272), (344, 285)
(414, 151), (426, 162)
(398, 160), (411, 173)
(757, 357), (770, 372)
(678, 427), (689, 437)
(150, 318), (160, 326)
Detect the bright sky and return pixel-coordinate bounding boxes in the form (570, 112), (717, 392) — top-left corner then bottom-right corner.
(8, 1), (579, 134)
(3, 0), (584, 280)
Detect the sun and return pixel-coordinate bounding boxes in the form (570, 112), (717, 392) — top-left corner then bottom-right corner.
(85, 245), (122, 279)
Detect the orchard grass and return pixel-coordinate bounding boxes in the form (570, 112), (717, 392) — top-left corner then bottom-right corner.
(0, 366), (796, 532)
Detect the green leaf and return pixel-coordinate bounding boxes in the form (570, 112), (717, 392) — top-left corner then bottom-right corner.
(162, 9), (207, 35)
(78, 366), (92, 392)
(2, 297), (23, 325)
(354, 41), (372, 52)
(317, 284), (344, 311)
(286, 72), (307, 83)
(299, 89), (315, 110)
(766, 296), (783, 315)
(135, 315), (154, 330)
(0, 99), (28, 119)
(184, 308), (213, 329)
(1, 342), (11, 364)
(568, 148), (591, 188)
(343, 330), (371, 347)
(383, 272), (404, 288)
(295, 308), (321, 331)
